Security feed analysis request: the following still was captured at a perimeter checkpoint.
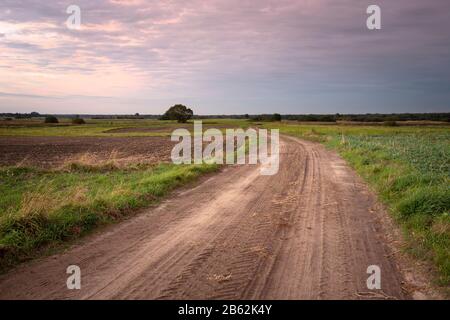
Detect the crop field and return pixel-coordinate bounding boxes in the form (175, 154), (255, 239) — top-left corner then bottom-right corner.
(262, 122), (450, 285)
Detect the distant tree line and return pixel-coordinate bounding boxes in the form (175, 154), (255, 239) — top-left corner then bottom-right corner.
(193, 114), (250, 119)
(0, 112), (41, 119)
(282, 113), (450, 122)
(191, 113), (450, 122)
(1, 112), (449, 122)
(248, 114), (282, 122)
(0, 112), (161, 120)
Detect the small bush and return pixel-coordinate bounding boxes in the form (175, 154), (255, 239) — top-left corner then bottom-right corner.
(44, 116), (59, 124)
(72, 118), (86, 125)
(383, 120), (398, 127)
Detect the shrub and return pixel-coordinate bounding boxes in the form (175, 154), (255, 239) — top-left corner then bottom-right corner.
(72, 118), (86, 125)
(383, 120), (398, 126)
(44, 116), (59, 124)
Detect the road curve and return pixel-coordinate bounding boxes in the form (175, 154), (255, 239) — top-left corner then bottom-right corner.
(0, 136), (409, 299)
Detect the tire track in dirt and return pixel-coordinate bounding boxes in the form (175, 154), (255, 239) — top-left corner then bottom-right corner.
(0, 136), (414, 299)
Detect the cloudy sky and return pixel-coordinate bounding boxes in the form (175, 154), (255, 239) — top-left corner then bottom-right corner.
(0, 0), (449, 114)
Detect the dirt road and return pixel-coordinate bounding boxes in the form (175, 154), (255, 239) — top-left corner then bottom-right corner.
(0, 136), (411, 299)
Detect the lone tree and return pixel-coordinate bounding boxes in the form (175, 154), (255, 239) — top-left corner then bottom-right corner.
(161, 104), (193, 123)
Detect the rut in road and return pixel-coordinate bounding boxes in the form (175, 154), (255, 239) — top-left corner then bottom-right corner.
(0, 136), (408, 299)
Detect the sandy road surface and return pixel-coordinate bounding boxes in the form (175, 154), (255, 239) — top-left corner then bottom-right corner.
(0, 136), (410, 299)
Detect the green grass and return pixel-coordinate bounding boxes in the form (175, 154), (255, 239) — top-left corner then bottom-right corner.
(0, 118), (249, 137)
(263, 122), (450, 286)
(0, 163), (218, 271)
(0, 119), (172, 137)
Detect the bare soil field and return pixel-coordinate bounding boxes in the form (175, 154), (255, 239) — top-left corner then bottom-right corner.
(0, 136), (176, 168)
(0, 136), (438, 299)
(103, 126), (188, 134)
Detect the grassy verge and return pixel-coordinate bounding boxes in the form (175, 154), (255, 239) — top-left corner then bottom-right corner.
(264, 123), (450, 286)
(0, 162), (218, 271)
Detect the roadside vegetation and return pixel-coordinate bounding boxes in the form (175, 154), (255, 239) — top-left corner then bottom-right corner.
(0, 162), (218, 271)
(262, 122), (450, 286)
